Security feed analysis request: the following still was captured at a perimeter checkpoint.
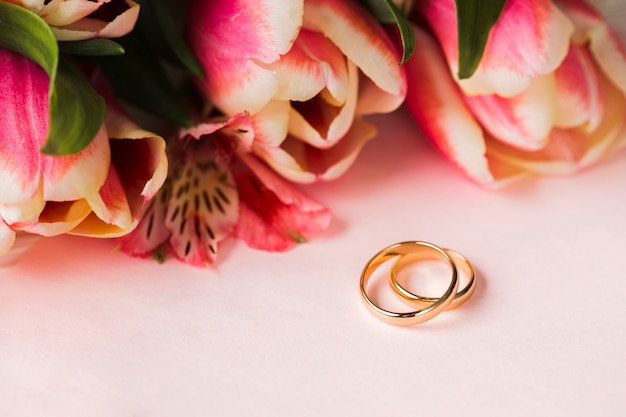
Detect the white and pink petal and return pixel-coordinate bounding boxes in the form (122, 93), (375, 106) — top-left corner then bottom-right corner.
(489, 70), (626, 172)
(419, 0), (574, 97)
(187, 0), (304, 114)
(403, 26), (496, 185)
(41, 0), (106, 27)
(21, 199), (93, 236)
(304, 0), (406, 102)
(40, 125), (111, 202)
(559, 0), (626, 96)
(0, 49), (49, 205)
(268, 29), (349, 104)
(463, 74), (557, 150)
(553, 44), (604, 132)
(254, 117), (377, 183)
(49, 0), (140, 41)
(287, 61), (359, 149)
(105, 108), (168, 216)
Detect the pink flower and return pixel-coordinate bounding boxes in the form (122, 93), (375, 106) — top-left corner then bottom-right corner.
(7, 0), (139, 40)
(0, 48), (167, 255)
(118, 113), (332, 267)
(186, 0), (407, 183)
(404, 0), (626, 186)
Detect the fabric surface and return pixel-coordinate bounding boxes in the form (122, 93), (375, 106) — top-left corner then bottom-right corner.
(1, 109), (625, 416)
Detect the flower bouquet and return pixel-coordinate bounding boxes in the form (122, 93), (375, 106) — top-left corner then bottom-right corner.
(1, 0), (625, 268)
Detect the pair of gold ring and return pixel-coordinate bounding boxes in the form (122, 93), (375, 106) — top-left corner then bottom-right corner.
(359, 241), (476, 326)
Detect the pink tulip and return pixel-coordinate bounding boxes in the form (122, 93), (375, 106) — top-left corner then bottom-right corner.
(405, 0), (626, 186)
(7, 0), (139, 40)
(187, 0), (407, 183)
(118, 113), (332, 267)
(0, 48), (167, 255)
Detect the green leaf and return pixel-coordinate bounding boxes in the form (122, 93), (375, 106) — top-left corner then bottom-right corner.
(59, 38), (125, 56)
(96, 32), (192, 127)
(0, 2), (58, 77)
(41, 58), (105, 155)
(357, 0), (415, 64)
(382, 0), (415, 64)
(0, 2), (105, 155)
(142, 0), (204, 77)
(455, 0), (506, 79)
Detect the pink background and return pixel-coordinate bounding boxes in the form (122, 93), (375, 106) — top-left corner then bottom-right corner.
(1, 109), (625, 415)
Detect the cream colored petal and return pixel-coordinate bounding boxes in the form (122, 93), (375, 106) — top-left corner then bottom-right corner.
(404, 26), (497, 185)
(254, 117), (377, 183)
(41, 125), (110, 202)
(84, 164), (133, 231)
(486, 71), (626, 173)
(420, 0), (574, 97)
(187, 0), (303, 115)
(562, 0), (626, 96)
(464, 74), (557, 151)
(20, 199), (92, 236)
(43, 0), (105, 26)
(251, 100), (291, 148)
(0, 186), (45, 226)
(304, 0), (406, 100)
(287, 61), (358, 148)
(50, 0), (139, 41)
(105, 105), (168, 219)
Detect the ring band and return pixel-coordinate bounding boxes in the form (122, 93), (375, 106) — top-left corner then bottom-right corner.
(389, 249), (476, 310)
(360, 241), (459, 326)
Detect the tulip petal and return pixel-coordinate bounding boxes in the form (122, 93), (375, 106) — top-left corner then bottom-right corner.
(419, 0), (574, 97)
(233, 153), (331, 251)
(84, 163), (133, 231)
(303, 0), (406, 103)
(0, 194), (45, 226)
(251, 101), (291, 149)
(254, 117), (377, 183)
(49, 0), (140, 41)
(559, 0), (626, 96)
(187, 0), (304, 114)
(0, 49), (48, 205)
(40, 125), (110, 202)
(463, 74), (557, 150)
(105, 107), (168, 213)
(269, 29), (349, 104)
(554, 44), (603, 132)
(72, 105), (168, 237)
(22, 199), (93, 236)
(40, 0), (105, 26)
(404, 26), (496, 185)
(13, 0), (45, 14)
(287, 61), (359, 148)
(486, 71), (626, 173)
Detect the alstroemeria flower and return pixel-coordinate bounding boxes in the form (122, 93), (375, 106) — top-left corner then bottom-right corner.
(118, 113), (332, 267)
(7, 0), (139, 40)
(187, 0), (407, 183)
(404, 0), (626, 186)
(0, 48), (167, 255)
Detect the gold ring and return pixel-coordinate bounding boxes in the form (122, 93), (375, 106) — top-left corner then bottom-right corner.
(389, 249), (476, 310)
(359, 241), (459, 326)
